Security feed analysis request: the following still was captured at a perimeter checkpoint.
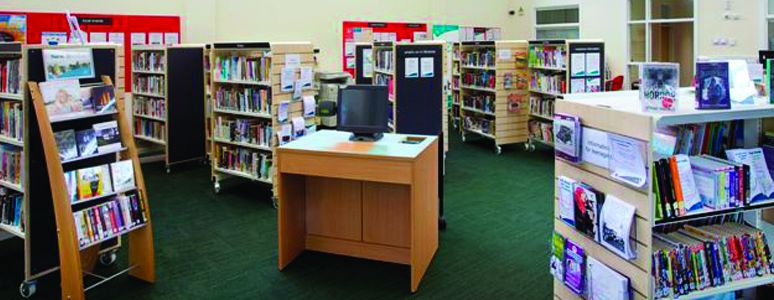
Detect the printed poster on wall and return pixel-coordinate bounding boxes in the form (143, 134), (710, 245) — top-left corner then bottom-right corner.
(164, 32), (178, 45)
(0, 14), (27, 43)
(585, 53), (601, 77)
(405, 57), (419, 78)
(89, 32), (107, 43)
(420, 57), (434, 78)
(148, 32), (163, 45)
(570, 53), (586, 77)
(42, 48), (96, 81)
(108, 32), (125, 45)
(41, 32), (67, 45)
(130, 32), (146, 45)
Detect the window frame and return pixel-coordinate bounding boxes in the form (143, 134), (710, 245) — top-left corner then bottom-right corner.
(762, 0), (773, 50)
(534, 4), (582, 40)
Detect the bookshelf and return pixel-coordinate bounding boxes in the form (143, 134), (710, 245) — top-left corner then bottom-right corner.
(526, 40), (605, 151)
(372, 41), (396, 132)
(552, 89), (774, 300)
(131, 45), (207, 173)
(458, 40), (530, 154)
(209, 42), (316, 201)
(0, 42), (25, 245)
(451, 42), (461, 130)
(204, 44), (212, 159)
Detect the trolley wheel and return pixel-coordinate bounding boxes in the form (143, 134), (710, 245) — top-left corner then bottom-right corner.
(461, 134), (467, 143)
(530, 144), (537, 152)
(99, 251), (117, 266)
(20, 281), (36, 299)
(495, 145), (502, 155)
(213, 181), (221, 194)
(524, 143), (531, 151)
(166, 166), (171, 174)
(272, 197), (279, 209)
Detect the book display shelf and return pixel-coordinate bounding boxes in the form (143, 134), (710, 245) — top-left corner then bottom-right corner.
(131, 44), (206, 173)
(526, 40), (604, 151)
(458, 40), (530, 154)
(204, 44), (212, 158)
(23, 43), (153, 300)
(209, 42), (316, 201)
(354, 42), (373, 85)
(450, 42), (461, 130)
(0, 42), (25, 241)
(552, 90), (774, 300)
(372, 41), (396, 132)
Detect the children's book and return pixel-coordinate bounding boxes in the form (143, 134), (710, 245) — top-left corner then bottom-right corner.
(77, 166), (105, 199)
(64, 170), (79, 203)
(696, 61), (730, 109)
(93, 120), (121, 152)
(563, 239), (586, 295)
(558, 176), (576, 226)
(39, 79), (93, 120)
(639, 63), (679, 112)
(55, 129), (78, 161)
(110, 160), (135, 191)
(76, 128), (98, 156)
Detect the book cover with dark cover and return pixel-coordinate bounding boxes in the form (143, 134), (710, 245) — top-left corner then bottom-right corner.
(573, 183), (605, 239)
(696, 61), (730, 109)
(54, 129), (78, 161)
(76, 129), (97, 156)
(563, 239), (586, 295)
(639, 63), (679, 112)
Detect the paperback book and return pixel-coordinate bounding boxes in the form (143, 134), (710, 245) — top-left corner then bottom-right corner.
(110, 160), (135, 191)
(76, 128), (98, 156)
(639, 63), (679, 112)
(553, 113), (581, 163)
(93, 120), (121, 153)
(82, 84), (116, 113)
(573, 183), (605, 240)
(55, 129), (78, 161)
(696, 61), (730, 109)
(76, 165), (113, 200)
(39, 79), (93, 120)
(563, 239), (586, 295)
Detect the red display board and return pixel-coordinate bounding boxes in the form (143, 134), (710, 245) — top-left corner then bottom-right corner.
(0, 11), (181, 92)
(342, 21), (427, 77)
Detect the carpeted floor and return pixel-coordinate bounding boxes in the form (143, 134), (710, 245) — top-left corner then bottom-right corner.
(0, 129), (556, 299)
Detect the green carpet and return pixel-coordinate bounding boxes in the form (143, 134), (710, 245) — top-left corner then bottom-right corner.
(0, 129), (556, 299)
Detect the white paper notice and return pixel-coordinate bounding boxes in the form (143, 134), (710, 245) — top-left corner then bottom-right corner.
(130, 32), (146, 45)
(345, 42), (355, 56)
(303, 95), (316, 117)
(278, 101), (290, 123)
(405, 57), (419, 78)
(89, 32), (107, 43)
(498, 49), (512, 60)
(726, 148), (774, 200)
(558, 176), (576, 226)
(420, 57), (434, 78)
(292, 117), (306, 138)
(346, 57), (355, 69)
(108, 32), (125, 45)
(388, 32), (397, 42)
(285, 54), (301, 69)
(149, 33), (163, 45)
(164, 32), (179, 45)
(280, 67), (296, 92)
(41, 32), (67, 45)
(277, 124), (292, 145)
(608, 134), (647, 188)
(363, 48), (373, 78)
(299, 66), (313, 88)
(581, 127), (611, 168)
(571, 78), (585, 93)
(585, 53), (601, 76)
(570, 53), (586, 77)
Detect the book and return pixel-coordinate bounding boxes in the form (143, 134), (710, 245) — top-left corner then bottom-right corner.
(558, 176), (576, 226)
(93, 120), (121, 153)
(696, 61), (730, 109)
(54, 129), (78, 161)
(77, 165), (113, 200)
(588, 256), (631, 300)
(76, 129), (98, 156)
(550, 232), (566, 281)
(563, 239), (586, 295)
(39, 79), (93, 120)
(767, 59), (774, 104)
(639, 63), (679, 112)
(599, 194), (636, 260)
(81, 84), (116, 113)
(725, 148), (774, 202)
(64, 170), (79, 203)
(573, 183), (605, 240)
(553, 113), (581, 163)
(671, 155), (702, 212)
(110, 160), (135, 191)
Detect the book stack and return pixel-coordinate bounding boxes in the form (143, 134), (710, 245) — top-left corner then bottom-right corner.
(73, 194), (148, 247)
(214, 55), (270, 82)
(214, 117), (273, 147)
(653, 222), (774, 299)
(133, 75), (165, 96)
(462, 49), (495, 67)
(0, 192), (23, 231)
(529, 95), (554, 118)
(64, 160), (135, 203)
(0, 58), (21, 95)
(463, 116), (494, 134)
(133, 96), (166, 119)
(0, 101), (22, 141)
(134, 119), (165, 141)
(530, 72), (566, 94)
(133, 51), (165, 72)
(529, 45), (566, 69)
(214, 86), (271, 115)
(0, 146), (22, 186)
(528, 120), (553, 144)
(462, 93), (495, 113)
(375, 50), (393, 71)
(217, 146), (272, 180)
(462, 70), (496, 89)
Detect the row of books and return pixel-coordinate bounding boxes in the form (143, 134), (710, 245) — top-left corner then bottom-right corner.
(462, 94), (495, 114)
(0, 59), (21, 95)
(0, 101), (22, 142)
(529, 120), (554, 145)
(133, 52), (165, 72)
(653, 222), (774, 299)
(133, 96), (166, 119)
(550, 232), (631, 299)
(463, 116), (494, 134)
(667, 121), (743, 158)
(55, 120), (122, 161)
(529, 45), (566, 69)
(214, 86), (271, 115)
(214, 55), (270, 82)
(503, 72), (529, 90)
(452, 76), (459, 90)
(529, 95), (554, 118)
(0, 192), (23, 232)
(374, 49), (393, 71)
(217, 146), (272, 180)
(461, 50), (495, 68)
(374, 74), (395, 99)
(461, 71), (496, 90)
(0, 146), (22, 186)
(214, 117), (272, 147)
(134, 119), (165, 141)
(64, 160), (135, 204)
(530, 72), (566, 94)
(133, 75), (165, 96)
(73, 194), (147, 247)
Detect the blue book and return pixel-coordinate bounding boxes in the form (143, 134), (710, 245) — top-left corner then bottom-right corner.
(696, 62), (731, 109)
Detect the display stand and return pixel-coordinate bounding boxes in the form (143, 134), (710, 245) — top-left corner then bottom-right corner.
(553, 90), (774, 300)
(450, 42), (461, 130)
(0, 42), (25, 241)
(131, 44), (206, 173)
(354, 43), (372, 84)
(204, 44), (212, 159)
(209, 42), (316, 204)
(459, 40), (530, 154)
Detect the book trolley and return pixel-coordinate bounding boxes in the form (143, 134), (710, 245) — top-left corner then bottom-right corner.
(0, 42), (25, 241)
(24, 43), (154, 300)
(131, 44), (207, 173)
(458, 40), (530, 154)
(209, 42), (316, 201)
(553, 90), (774, 300)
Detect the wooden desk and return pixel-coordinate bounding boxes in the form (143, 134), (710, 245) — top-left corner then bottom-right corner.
(277, 130), (439, 292)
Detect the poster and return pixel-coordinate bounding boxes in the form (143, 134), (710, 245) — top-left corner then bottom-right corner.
(41, 32), (67, 45)
(570, 53), (586, 77)
(108, 32), (125, 45)
(420, 57), (434, 78)
(149, 32), (163, 44)
(42, 48), (95, 81)
(363, 48), (373, 78)
(0, 14), (27, 43)
(405, 57), (419, 78)
(585, 53), (601, 76)
(344, 42), (355, 56)
(164, 32), (178, 45)
(130, 32), (146, 45)
(89, 32), (107, 43)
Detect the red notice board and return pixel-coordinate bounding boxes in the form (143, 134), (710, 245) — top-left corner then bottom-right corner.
(342, 21), (427, 77)
(0, 11), (181, 92)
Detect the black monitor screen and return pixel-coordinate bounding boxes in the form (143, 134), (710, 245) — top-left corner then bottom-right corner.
(337, 85), (388, 134)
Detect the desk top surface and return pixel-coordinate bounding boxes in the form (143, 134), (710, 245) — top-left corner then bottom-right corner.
(279, 130), (437, 159)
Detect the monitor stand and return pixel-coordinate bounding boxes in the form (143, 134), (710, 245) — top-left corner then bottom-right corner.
(349, 132), (384, 142)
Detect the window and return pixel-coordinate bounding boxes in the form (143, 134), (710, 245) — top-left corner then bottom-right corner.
(628, 0), (695, 86)
(535, 6), (580, 40)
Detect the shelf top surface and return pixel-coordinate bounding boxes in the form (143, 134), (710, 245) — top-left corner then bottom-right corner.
(279, 130), (437, 159)
(563, 88), (774, 126)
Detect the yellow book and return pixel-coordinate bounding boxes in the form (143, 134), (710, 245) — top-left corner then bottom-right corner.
(77, 166), (104, 199)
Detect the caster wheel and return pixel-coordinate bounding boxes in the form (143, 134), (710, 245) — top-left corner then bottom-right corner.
(439, 216), (447, 230)
(530, 144), (537, 152)
(20, 281), (36, 299)
(461, 135), (467, 142)
(213, 182), (221, 194)
(166, 167), (171, 174)
(495, 146), (502, 155)
(272, 197), (279, 209)
(99, 252), (117, 266)
(524, 143), (530, 151)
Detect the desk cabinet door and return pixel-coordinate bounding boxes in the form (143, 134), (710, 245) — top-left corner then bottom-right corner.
(305, 177), (362, 241)
(362, 182), (411, 248)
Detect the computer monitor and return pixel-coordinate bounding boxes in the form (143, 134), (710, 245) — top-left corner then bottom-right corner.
(337, 85), (389, 141)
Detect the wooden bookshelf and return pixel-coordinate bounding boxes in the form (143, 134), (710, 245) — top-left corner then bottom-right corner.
(451, 42), (461, 131)
(459, 40), (530, 154)
(131, 44), (206, 173)
(209, 42), (316, 203)
(553, 89), (774, 300)
(204, 44), (212, 159)
(0, 42), (25, 245)
(372, 42), (396, 132)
